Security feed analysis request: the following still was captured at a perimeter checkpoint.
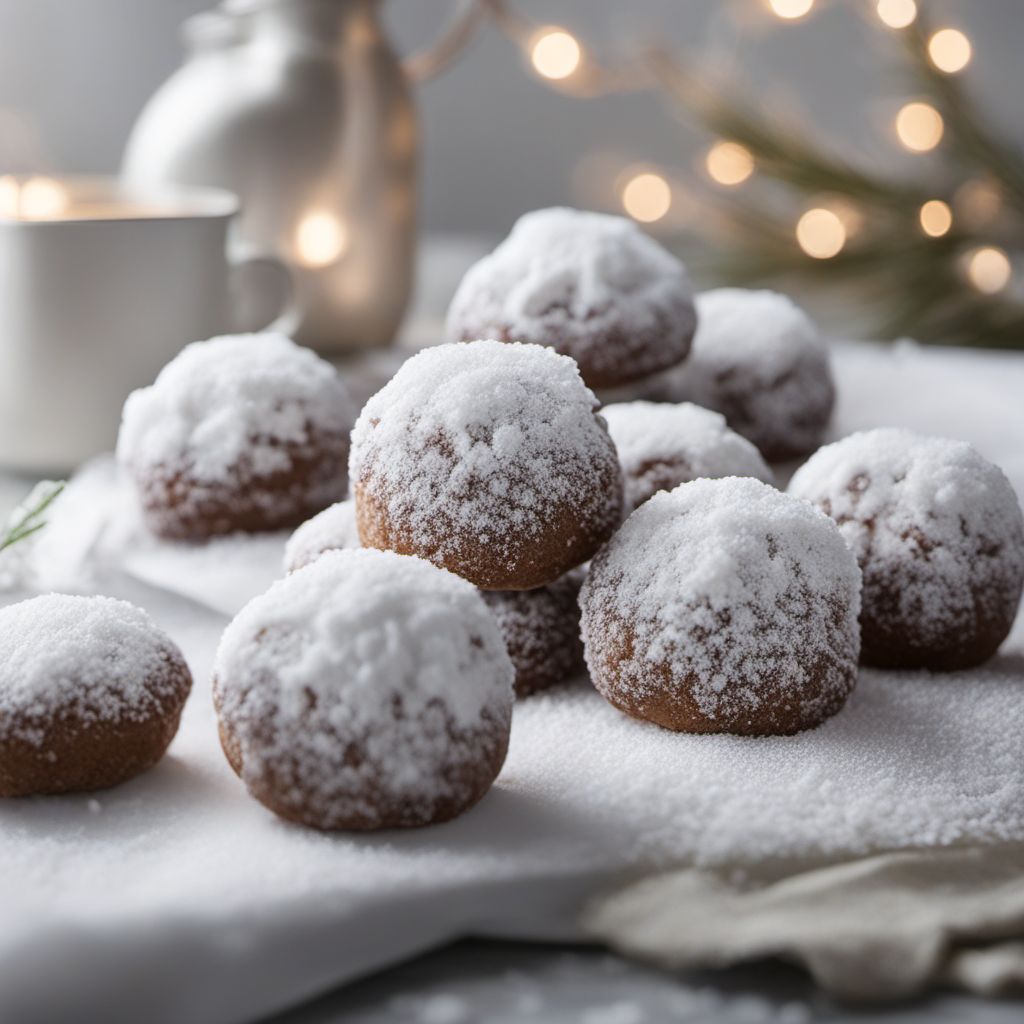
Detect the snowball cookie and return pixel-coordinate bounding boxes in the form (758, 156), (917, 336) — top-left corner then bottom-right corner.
(481, 570), (585, 698)
(446, 208), (697, 390)
(0, 595), (192, 797)
(350, 340), (622, 590)
(283, 503), (582, 696)
(213, 548), (514, 830)
(789, 428), (1024, 671)
(581, 478), (861, 735)
(602, 401), (774, 514)
(118, 333), (356, 541)
(658, 289), (835, 462)
(283, 498), (359, 573)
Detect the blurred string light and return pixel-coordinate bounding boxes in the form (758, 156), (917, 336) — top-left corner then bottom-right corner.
(529, 27), (581, 81)
(405, 0), (1023, 346)
(895, 102), (944, 152)
(928, 28), (972, 74)
(919, 199), (952, 237)
(705, 141), (755, 186)
(875, 0), (916, 30)
(766, 0), (814, 21)
(965, 246), (1011, 294)
(621, 171), (672, 222)
(796, 208), (846, 259)
(295, 211), (348, 267)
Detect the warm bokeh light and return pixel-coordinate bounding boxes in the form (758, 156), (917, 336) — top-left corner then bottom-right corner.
(876, 0), (917, 29)
(919, 199), (952, 237)
(928, 28), (972, 74)
(796, 208), (846, 259)
(529, 28), (581, 81)
(767, 0), (814, 20)
(296, 211), (348, 267)
(895, 102), (944, 152)
(705, 141), (755, 186)
(966, 247), (1012, 294)
(0, 175), (70, 220)
(0, 175), (18, 218)
(621, 172), (672, 223)
(19, 177), (69, 219)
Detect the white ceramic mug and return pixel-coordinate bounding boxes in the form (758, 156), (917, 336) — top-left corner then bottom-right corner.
(0, 176), (293, 472)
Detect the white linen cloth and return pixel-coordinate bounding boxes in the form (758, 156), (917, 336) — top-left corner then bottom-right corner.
(0, 340), (1023, 1022)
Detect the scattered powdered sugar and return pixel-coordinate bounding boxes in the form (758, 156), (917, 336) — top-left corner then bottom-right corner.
(656, 289), (834, 460)
(0, 594), (190, 747)
(117, 332), (355, 483)
(581, 477), (861, 725)
(602, 401), (774, 512)
(788, 428), (1024, 647)
(213, 548), (514, 828)
(349, 340), (620, 573)
(445, 208), (696, 385)
(283, 498), (359, 573)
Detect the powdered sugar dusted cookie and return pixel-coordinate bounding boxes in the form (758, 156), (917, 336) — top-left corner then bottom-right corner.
(0, 595), (192, 796)
(656, 289), (834, 461)
(481, 570), (585, 698)
(283, 498), (359, 573)
(789, 428), (1024, 670)
(602, 401), (773, 513)
(446, 208), (696, 389)
(118, 333), (355, 541)
(213, 548), (514, 830)
(350, 340), (622, 590)
(581, 477), (861, 735)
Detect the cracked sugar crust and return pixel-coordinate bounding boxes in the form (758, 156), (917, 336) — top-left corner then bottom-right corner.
(602, 401), (774, 513)
(0, 594), (192, 796)
(789, 428), (1024, 670)
(350, 340), (622, 590)
(213, 548), (514, 831)
(445, 207), (697, 389)
(580, 477), (862, 736)
(656, 289), (835, 461)
(118, 333), (355, 540)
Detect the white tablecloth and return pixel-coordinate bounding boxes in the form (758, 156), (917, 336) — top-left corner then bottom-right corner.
(1, 339), (1023, 1023)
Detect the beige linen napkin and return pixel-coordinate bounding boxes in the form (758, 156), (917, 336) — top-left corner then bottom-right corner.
(585, 843), (1024, 1000)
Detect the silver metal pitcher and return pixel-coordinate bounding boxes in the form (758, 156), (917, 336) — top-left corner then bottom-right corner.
(123, 0), (417, 355)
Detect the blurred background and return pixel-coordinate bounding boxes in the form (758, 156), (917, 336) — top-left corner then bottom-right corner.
(2, 0), (1022, 346)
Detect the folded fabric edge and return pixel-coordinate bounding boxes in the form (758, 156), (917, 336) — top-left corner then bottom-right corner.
(582, 843), (1024, 1001)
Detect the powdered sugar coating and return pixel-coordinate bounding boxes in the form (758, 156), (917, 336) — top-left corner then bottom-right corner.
(789, 428), (1024, 668)
(283, 499), (359, 573)
(481, 570), (585, 697)
(213, 548), (514, 830)
(581, 477), (861, 734)
(0, 594), (190, 748)
(657, 289), (835, 461)
(350, 340), (622, 590)
(602, 401), (774, 513)
(118, 333), (355, 538)
(446, 208), (697, 388)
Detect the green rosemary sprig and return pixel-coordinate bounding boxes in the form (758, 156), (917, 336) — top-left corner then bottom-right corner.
(0, 482), (66, 554)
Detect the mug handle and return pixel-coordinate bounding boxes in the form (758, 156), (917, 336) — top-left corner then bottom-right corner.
(229, 253), (301, 336)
